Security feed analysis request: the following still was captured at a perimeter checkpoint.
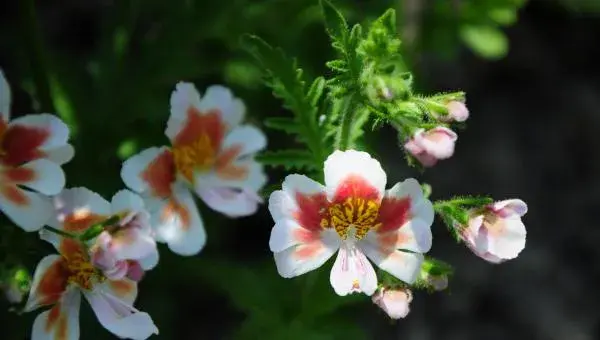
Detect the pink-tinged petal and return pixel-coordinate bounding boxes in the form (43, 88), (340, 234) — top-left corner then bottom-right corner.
(359, 241), (424, 284)
(97, 258), (128, 281)
(404, 140), (438, 167)
(25, 255), (70, 312)
(269, 219), (321, 253)
(220, 125), (267, 158)
(491, 199), (528, 217)
(198, 85), (245, 128)
(273, 228), (340, 278)
(84, 289), (158, 340)
(0, 68), (10, 121)
(377, 179), (434, 234)
(485, 217), (527, 260)
(126, 261), (145, 282)
(19, 159), (66, 195)
(102, 279), (138, 305)
(372, 288), (412, 319)
(196, 159), (267, 193)
(324, 150), (386, 203)
(198, 187), (261, 217)
(446, 101), (469, 122)
(110, 227), (157, 262)
(3, 114), (70, 166)
(330, 246), (378, 296)
(148, 185), (206, 256)
(268, 174), (326, 231)
(31, 288), (80, 340)
(369, 219), (432, 254)
(413, 127), (457, 159)
(0, 185), (53, 231)
(121, 147), (176, 198)
(44, 144), (75, 165)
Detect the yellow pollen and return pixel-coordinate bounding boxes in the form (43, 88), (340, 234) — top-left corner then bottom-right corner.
(321, 197), (381, 240)
(65, 253), (104, 290)
(172, 133), (215, 183)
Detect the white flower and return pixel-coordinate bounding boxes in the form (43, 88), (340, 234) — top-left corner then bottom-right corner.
(404, 127), (457, 167)
(26, 188), (159, 339)
(268, 150), (434, 296)
(120, 83), (267, 256)
(372, 287), (412, 319)
(459, 199), (528, 263)
(0, 69), (74, 231)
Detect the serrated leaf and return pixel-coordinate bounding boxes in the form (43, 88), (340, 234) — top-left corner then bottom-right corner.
(264, 117), (300, 134)
(376, 8), (396, 34)
(325, 60), (347, 72)
(307, 77), (325, 109)
(349, 23), (363, 46)
(257, 150), (316, 171)
(320, 0), (348, 45)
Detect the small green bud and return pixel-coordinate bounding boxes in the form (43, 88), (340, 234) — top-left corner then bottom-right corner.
(79, 223), (106, 241)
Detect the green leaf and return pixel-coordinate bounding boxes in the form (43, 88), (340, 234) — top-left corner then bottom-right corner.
(257, 150), (316, 171)
(460, 25), (508, 60)
(307, 77), (326, 109)
(264, 117), (300, 134)
(376, 8), (396, 34)
(320, 0), (348, 45)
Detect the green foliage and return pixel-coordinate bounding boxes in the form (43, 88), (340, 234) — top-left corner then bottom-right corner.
(241, 34), (327, 175)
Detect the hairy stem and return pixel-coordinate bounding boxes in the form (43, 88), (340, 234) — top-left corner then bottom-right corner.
(334, 94), (356, 150)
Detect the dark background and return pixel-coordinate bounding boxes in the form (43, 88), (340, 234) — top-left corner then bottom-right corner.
(1, 0), (599, 339)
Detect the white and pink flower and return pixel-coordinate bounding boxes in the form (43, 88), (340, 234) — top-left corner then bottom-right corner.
(445, 100), (469, 122)
(121, 83), (267, 256)
(404, 127), (457, 167)
(268, 150), (434, 296)
(26, 188), (159, 340)
(45, 188), (159, 282)
(0, 69), (74, 231)
(458, 199), (527, 263)
(372, 287), (412, 319)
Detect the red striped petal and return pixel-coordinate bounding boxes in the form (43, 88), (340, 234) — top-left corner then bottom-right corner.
(331, 175), (380, 204)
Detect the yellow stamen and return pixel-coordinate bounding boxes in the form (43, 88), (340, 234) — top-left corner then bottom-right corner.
(321, 197), (381, 240)
(172, 133), (215, 183)
(65, 253), (104, 290)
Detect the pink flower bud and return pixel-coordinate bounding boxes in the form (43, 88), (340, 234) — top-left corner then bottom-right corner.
(445, 101), (469, 122)
(372, 288), (413, 319)
(458, 199), (528, 263)
(404, 127), (457, 167)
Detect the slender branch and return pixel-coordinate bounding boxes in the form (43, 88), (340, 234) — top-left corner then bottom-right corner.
(18, 0), (55, 113)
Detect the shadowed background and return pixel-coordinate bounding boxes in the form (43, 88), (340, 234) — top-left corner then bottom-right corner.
(1, 0), (599, 339)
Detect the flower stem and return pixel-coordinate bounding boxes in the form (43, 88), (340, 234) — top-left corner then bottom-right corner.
(43, 226), (77, 239)
(18, 0), (55, 112)
(334, 94), (356, 150)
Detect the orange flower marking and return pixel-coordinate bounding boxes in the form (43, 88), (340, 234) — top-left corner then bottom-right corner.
(0, 165), (35, 206)
(161, 199), (191, 231)
(215, 145), (248, 180)
(64, 251), (104, 291)
(37, 259), (70, 306)
(109, 279), (135, 298)
(0, 122), (49, 166)
(142, 149), (176, 198)
(172, 107), (225, 183)
(45, 303), (69, 340)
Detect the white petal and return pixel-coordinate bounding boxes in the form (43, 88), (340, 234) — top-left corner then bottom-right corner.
(0, 187), (53, 232)
(268, 174), (325, 222)
(197, 187), (261, 217)
(198, 85), (245, 128)
(166, 82), (202, 140)
(273, 228), (340, 278)
(138, 249), (159, 270)
(44, 144), (75, 165)
(324, 150), (386, 202)
(20, 159), (66, 195)
(0, 68), (10, 120)
(367, 218), (432, 254)
(31, 288), (80, 340)
(330, 246), (378, 296)
(84, 289), (158, 340)
(120, 146), (173, 195)
(269, 218), (317, 253)
(110, 189), (145, 215)
(387, 178), (434, 227)
(488, 217), (527, 260)
(492, 199), (528, 217)
(360, 241), (424, 284)
(50, 187), (111, 228)
(25, 255), (68, 312)
(220, 125), (267, 158)
(195, 159), (267, 193)
(8, 114), (70, 151)
(146, 185), (206, 256)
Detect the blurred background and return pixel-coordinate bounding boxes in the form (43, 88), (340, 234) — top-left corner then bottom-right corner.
(1, 0), (600, 339)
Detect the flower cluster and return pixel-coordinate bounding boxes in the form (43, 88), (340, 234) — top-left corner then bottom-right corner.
(0, 71), (267, 339)
(1, 3), (529, 333)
